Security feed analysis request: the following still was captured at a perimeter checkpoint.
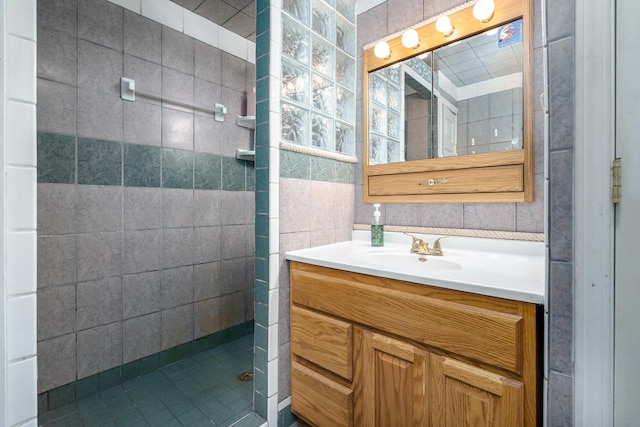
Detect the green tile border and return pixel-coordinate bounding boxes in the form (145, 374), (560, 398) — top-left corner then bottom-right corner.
(37, 132), (254, 191)
(278, 404), (297, 427)
(37, 321), (254, 413)
(280, 149), (355, 184)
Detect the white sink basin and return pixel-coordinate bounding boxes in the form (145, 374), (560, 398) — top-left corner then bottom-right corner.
(349, 250), (462, 270)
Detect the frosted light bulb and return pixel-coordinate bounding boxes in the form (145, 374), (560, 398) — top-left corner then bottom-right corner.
(435, 16), (454, 36)
(374, 41), (391, 59)
(401, 29), (420, 49)
(473, 0), (495, 22)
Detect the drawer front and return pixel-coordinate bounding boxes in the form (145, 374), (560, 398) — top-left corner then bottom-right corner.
(291, 305), (353, 380)
(292, 361), (353, 427)
(291, 267), (524, 374)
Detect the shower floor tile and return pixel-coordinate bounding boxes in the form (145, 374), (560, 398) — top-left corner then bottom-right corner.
(39, 333), (255, 427)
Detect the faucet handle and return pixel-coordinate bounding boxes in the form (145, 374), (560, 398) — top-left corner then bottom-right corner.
(431, 236), (448, 256)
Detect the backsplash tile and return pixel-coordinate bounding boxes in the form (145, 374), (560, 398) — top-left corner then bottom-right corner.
(37, 133), (75, 184)
(77, 138), (123, 186)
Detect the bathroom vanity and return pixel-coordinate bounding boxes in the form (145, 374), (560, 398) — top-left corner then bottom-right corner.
(287, 232), (544, 426)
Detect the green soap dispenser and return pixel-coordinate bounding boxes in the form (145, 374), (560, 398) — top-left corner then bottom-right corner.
(371, 204), (384, 247)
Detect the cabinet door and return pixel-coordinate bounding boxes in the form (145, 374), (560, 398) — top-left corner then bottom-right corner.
(430, 354), (524, 427)
(357, 329), (428, 426)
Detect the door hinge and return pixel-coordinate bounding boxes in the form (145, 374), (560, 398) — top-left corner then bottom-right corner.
(612, 158), (622, 204)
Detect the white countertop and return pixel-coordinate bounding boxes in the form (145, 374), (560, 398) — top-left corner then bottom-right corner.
(286, 230), (545, 304)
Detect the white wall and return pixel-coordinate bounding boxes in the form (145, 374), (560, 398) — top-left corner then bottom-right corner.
(2, 0), (38, 425)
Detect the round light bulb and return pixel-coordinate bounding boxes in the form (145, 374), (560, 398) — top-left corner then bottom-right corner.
(435, 16), (453, 36)
(374, 41), (391, 59)
(473, 0), (495, 22)
(401, 29), (420, 49)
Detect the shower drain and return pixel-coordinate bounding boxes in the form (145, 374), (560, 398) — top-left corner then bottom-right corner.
(237, 371), (254, 382)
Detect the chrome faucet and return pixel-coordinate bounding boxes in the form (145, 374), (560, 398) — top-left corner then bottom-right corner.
(404, 233), (448, 256)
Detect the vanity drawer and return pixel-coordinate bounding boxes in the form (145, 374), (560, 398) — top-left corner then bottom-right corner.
(368, 164), (523, 196)
(291, 265), (525, 375)
(292, 361), (353, 427)
(291, 305), (353, 380)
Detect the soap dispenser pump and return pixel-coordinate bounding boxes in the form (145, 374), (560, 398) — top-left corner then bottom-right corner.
(371, 204), (384, 247)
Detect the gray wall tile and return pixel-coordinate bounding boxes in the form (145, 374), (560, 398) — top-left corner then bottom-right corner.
(124, 10), (161, 64)
(517, 174), (544, 233)
(124, 187), (163, 231)
(77, 185), (123, 233)
(123, 313), (161, 363)
(77, 88), (124, 141)
(37, 27), (77, 85)
(78, 40), (123, 92)
(548, 371), (573, 427)
(221, 87), (253, 157)
(162, 26), (194, 75)
(546, 0), (574, 42)
(548, 38), (574, 151)
(38, 284), (76, 340)
(195, 40), (222, 83)
(162, 67), (195, 112)
(123, 271), (162, 319)
(78, 0), (123, 51)
(280, 179), (311, 233)
(549, 261), (573, 375)
(77, 232), (123, 282)
(356, 3), (387, 52)
(124, 229), (162, 274)
(123, 101), (162, 147)
(161, 305), (194, 350)
(37, 80), (76, 136)
(278, 343), (291, 403)
(387, 0), (422, 33)
(194, 78), (222, 117)
(386, 204), (421, 227)
(194, 298), (221, 338)
(194, 261), (223, 302)
(222, 52), (247, 92)
(38, 235), (76, 288)
(162, 188), (194, 228)
(463, 203), (517, 231)
(222, 191), (251, 225)
(163, 227), (194, 268)
(77, 277), (123, 331)
(37, 334), (76, 394)
(162, 266), (194, 309)
(124, 54), (162, 96)
(38, 183), (76, 235)
(77, 323), (123, 379)
(194, 115), (223, 155)
(222, 225), (246, 260)
(222, 258), (248, 296)
(549, 150), (573, 261)
(37, 0), (77, 36)
(194, 190), (222, 227)
(194, 226), (223, 264)
(161, 108), (194, 151)
(219, 292), (246, 330)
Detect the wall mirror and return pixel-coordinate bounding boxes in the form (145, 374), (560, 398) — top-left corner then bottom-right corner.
(363, 0), (534, 203)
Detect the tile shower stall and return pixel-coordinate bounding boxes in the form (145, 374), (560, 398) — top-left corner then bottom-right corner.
(36, 0), (256, 410)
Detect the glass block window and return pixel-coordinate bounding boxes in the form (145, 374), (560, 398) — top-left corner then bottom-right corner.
(368, 65), (405, 164)
(281, 0), (356, 156)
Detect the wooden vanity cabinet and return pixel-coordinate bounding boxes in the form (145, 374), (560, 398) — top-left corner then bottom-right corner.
(289, 261), (541, 427)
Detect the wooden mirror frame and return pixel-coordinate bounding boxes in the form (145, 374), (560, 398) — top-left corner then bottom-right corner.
(363, 0), (534, 203)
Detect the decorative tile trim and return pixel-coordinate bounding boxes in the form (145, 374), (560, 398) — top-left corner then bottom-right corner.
(280, 141), (358, 163)
(38, 321), (254, 412)
(37, 132), (253, 192)
(353, 224), (545, 242)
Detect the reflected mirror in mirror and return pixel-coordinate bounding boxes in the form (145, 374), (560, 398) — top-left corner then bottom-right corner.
(368, 19), (524, 165)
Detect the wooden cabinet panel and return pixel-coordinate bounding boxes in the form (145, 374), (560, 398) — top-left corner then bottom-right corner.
(291, 267), (523, 374)
(430, 354), (524, 427)
(291, 305), (353, 380)
(292, 361), (353, 427)
(356, 329), (428, 427)
(368, 165), (524, 196)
